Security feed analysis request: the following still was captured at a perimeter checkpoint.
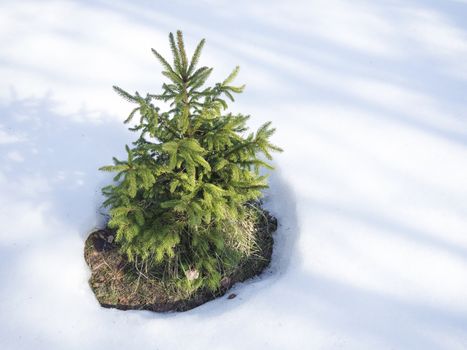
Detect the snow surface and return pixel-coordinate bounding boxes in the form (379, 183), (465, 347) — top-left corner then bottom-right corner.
(1, 0), (467, 349)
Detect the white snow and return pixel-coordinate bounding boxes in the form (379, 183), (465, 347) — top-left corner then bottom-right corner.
(1, 0), (467, 349)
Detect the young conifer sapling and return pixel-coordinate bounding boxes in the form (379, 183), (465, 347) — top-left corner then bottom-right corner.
(100, 30), (282, 294)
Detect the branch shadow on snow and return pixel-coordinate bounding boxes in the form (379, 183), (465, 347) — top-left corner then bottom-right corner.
(240, 270), (467, 350)
(82, 0), (467, 148)
(0, 92), (130, 240)
(0, 93), (137, 347)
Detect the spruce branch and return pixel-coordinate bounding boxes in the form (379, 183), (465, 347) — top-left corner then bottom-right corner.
(113, 86), (137, 103)
(188, 38), (206, 77)
(151, 48), (175, 74)
(176, 30), (188, 76)
(168, 32), (182, 73)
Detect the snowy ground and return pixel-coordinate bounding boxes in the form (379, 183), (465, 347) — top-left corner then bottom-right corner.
(1, 1), (467, 349)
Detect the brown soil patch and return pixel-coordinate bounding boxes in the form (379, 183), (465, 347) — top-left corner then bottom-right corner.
(84, 208), (277, 312)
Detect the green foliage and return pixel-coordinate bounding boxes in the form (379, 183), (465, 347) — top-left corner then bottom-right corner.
(100, 30), (282, 294)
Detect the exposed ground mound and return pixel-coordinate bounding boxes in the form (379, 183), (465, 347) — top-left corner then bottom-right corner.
(84, 208), (277, 312)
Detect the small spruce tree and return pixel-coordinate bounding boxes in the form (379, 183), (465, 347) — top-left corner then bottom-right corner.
(100, 30), (282, 294)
